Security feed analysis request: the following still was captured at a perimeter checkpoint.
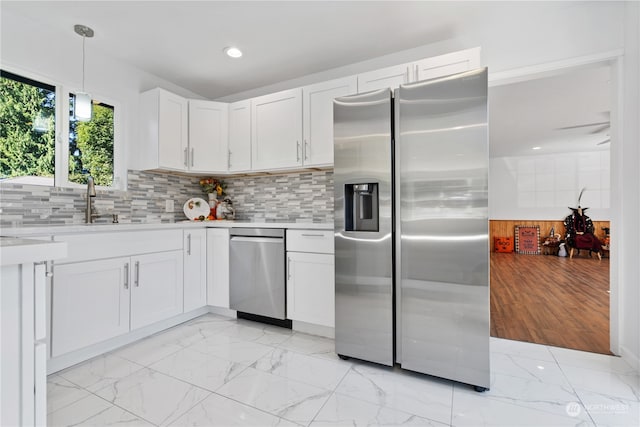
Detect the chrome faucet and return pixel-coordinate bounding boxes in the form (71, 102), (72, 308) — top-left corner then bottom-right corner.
(85, 176), (97, 223)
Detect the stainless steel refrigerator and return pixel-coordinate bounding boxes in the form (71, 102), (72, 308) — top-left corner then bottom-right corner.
(334, 68), (490, 390)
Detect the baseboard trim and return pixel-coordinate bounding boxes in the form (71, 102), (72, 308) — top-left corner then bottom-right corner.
(47, 307), (208, 374)
(292, 320), (335, 339)
(207, 306), (237, 318)
(620, 345), (640, 373)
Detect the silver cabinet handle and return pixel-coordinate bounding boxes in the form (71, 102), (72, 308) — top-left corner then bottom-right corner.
(191, 148), (195, 167)
(134, 261), (140, 287)
(124, 263), (129, 289)
(301, 233), (324, 237)
(187, 233), (192, 255)
(296, 141), (300, 162)
(228, 149), (232, 168)
(183, 148), (188, 167)
(287, 256), (292, 280)
(304, 139), (309, 161)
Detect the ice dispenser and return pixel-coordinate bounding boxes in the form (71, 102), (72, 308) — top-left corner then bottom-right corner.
(345, 183), (379, 232)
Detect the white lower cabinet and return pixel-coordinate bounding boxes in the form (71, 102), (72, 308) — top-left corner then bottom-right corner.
(286, 229), (335, 328)
(184, 229), (207, 312)
(130, 251), (183, 330)
(207, 228), (230, 308)
(52, 247), (184, 356)
(287, 252), (335, 327)
(52, 257), (130, 357)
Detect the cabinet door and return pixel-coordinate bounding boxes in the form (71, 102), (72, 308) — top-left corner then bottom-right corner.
(302, 76), (357, 167)
(414, 47), (481, 81)
(251, 88), (302, 170)
(158, 89), (189, 170)
(228, 100), (252, 172)
(188, 100), (229, 172)
(358, 63), (412, 93)
(287, 252), (335, 327)
(184, 230), (207, 312)
(52, 258), (130, 357)
(206, 228), (229, 308)
(131, 251), (183, 330)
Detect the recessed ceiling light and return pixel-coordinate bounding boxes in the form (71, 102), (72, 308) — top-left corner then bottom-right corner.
(532, 146), (542, 150)
(224, 47), (243, 58)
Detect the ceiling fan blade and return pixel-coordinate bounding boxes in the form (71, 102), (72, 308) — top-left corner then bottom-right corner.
(556, 121), (610, 130)
(597, 138), (611, 146)
(589, 124), (611, 134)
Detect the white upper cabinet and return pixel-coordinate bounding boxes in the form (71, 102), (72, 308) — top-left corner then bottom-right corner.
(414, 47), (481, 81)
(357, 64), (413, 93)
(228, 100), (252, 172)
(188, 100), (229, 173)
(302, 76), (357, 167)
(139, 87), (189, 171)
(251, 88), (303, 170)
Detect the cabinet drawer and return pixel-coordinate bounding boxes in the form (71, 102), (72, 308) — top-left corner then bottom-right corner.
(55, 229), (183, 264)
(287, 229), (334, 254)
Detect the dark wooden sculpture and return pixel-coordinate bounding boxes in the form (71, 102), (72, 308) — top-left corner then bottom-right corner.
(563, 189), (602, 260)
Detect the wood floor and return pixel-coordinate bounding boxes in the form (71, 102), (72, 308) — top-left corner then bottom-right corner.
(490, 252), (611, 354)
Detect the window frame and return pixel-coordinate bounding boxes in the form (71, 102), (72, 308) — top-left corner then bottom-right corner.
(0, 65), (124, 191)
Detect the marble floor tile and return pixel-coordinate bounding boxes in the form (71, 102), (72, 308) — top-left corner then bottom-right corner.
(311, 392), (448, 427)
(94, 367), (211, 426)
(277, 333), (338, 361)
(452, 387), (594, 427)
(460, 372), (588, 420)
(575, 388), (640, 427)
(334, 363), (453, 425)
(58, 353), (144, 392)
(47, 375), (93, 414)
(189, 336), (275, 365)
(491, 352), (571, 387)
(169, 392), (300, 426)
(490, 337), (556, 362)
(150, 346), (248, 392)
(218, 320), (295, 346)
(110, 333), (186, 367)
(560, 364), (640, 402)
(253, 348), (351, 390)
(216, 366), (332, 425)
(48, 393), (152, 426)
(550, 346), (637, 376)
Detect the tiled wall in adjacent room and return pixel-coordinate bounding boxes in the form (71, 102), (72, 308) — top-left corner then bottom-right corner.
(0, 169), (335, 228)
(222, 170), (334, 223)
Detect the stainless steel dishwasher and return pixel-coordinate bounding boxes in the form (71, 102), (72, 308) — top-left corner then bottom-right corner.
(229, 228), (287, 322)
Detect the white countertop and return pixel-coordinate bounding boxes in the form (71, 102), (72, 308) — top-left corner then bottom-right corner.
(0, 237), (68, 266)
(0, 220), (333, 237)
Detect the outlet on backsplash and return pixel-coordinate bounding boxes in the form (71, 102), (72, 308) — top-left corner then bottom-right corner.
(165, 199), (174, 213)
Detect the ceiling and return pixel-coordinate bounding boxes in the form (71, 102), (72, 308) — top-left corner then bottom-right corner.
(2, 0), (565, 100)
(2, 1), (611, 158)
(489, 64), (611, 158)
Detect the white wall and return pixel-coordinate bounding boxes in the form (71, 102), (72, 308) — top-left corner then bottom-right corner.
(618, 0), (640, 370)
(490, 151), (610, 221)
(0, 8), (204, 183)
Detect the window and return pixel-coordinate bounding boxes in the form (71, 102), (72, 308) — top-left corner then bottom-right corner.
(69, 94), (114, 186)
(0, 70), (56, 185)
(0, 69), (118, 188)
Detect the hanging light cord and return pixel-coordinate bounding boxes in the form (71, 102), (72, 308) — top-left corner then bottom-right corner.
(81, 34), (86, 92)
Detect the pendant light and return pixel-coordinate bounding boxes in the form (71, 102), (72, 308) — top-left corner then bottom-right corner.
(74, 24), (94, 121)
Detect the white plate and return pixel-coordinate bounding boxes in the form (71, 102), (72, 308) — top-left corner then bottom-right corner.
(183, 197), (210, 220)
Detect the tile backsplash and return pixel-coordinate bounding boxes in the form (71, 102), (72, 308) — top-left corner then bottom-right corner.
(0, 169), (334, 228)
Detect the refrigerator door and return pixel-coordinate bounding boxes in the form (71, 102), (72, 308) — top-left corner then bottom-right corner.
(395, 69), (490, 388)
(334, 89), (393, 366)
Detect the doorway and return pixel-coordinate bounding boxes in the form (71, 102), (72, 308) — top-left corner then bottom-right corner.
(488, 62), (613, 354)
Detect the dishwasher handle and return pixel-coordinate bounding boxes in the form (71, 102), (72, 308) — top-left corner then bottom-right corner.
(230, 236), (283, 244)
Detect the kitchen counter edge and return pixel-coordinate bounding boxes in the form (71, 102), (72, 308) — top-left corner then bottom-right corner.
(1, 221), (334, 237)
